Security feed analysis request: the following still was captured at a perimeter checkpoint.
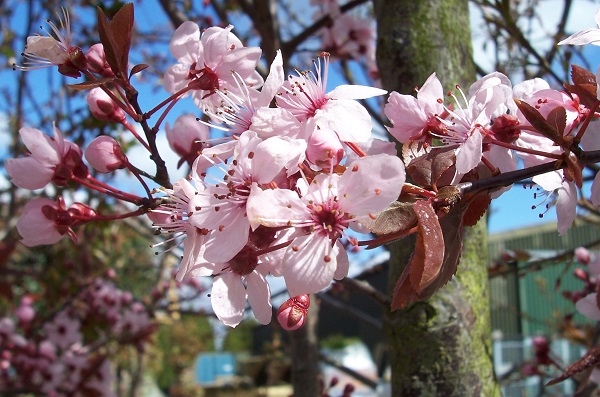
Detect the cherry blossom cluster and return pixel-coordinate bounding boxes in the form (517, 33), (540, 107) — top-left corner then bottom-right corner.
(7, 3), (600, 335)
(0, 278), (153, 396)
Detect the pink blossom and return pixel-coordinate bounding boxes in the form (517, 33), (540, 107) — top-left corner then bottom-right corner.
(246, 154), (405, 296)
(189, 131), (306, 263)
(84, 135), (128, 173)
(164, 22), (263, 108)
(276, 54), (386, 143)
(17, 198), (72, 246)
(321, 14), (376, 61)
(6, 125), (88, 189)
(86, 88), (126, 123)
(385, 73), (444, 143)
(186, 231), (278, 327)
(43, 311), (82, 351)
(13, 8), (86, 78)
(210, 261), (272, 328)
(17, 197), (95, 246)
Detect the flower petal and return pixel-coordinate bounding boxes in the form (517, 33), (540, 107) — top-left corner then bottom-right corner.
(246, 271), (272, 325)
(211, 273), (247, 327)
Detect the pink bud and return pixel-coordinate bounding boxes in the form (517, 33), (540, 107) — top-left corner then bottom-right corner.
(86, 88), (126, 123)
(306, 127), (344, 168)
(165, 114), (210, 168)
(86, 43), (114, 77)
(85, 135), (128, 173)
(575, 247), (591, 265)
(574, 268), (589, 282)
(277, 295), (310, 331)
(15, 305), (35, 324)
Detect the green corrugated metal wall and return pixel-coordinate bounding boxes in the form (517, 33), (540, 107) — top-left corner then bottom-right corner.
(488, 222), (600, 337)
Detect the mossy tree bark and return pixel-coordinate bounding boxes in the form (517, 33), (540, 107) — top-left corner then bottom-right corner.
(374, 1), (500, 396)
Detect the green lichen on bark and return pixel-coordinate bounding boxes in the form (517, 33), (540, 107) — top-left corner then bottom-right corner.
(374, 0), (500, 395)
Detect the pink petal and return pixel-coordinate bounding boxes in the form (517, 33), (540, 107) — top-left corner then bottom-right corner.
(558, 29), (600, 46)
(556, 181), (577, 236)
(257, 50), (284, 108)
(317, 99), (372, 142)
(332, 241), (349, 280)
(169, 21), (201, 63)
(338, 154), (405, 215)
(246, 271), (272, 325)
(6, 157), (54, 190)
(211, 273), (247, 327)
(327, 84), (386, 100)
(283, 234), (337, 296)
(591, 172), (600, 207)
(576, 293), (600, 321)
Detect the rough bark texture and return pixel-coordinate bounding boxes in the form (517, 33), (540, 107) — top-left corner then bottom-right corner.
(289, 295), (320, 397)
(374, 1), (500, 396)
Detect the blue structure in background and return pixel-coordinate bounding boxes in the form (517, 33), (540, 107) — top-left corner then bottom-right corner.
(195, 353), (236, 385)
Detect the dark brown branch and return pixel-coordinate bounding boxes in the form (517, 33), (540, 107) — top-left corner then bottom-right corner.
(157, 0), (188, 28)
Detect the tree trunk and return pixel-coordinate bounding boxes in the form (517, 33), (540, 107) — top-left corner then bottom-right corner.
(374, 1), (500, 395)
(290, 295), (320, 397)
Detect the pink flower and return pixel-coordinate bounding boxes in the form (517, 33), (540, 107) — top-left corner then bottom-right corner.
(164, 22), (263, 108)
(165, 114), (210, 168)
(276, 54), (386, 143)
(385, 73), (444, 143)
(84, 135), (128, 173)
(189, 131), (306, 263)
(185, 230), (279, 327)
(43, 311), (82, 351)
(86, 88), (126, 123)
(6, 125), (88, 189)
(13, 8), (86, 77)
(246, 154), (405, 296)
(209, 259), (272, 328)
(16, 197), (95, 246)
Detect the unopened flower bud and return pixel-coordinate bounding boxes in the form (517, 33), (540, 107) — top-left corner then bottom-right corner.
(165, 114), (210, 168)
(306, 127), (344, 168)
(15, 304), (35, 324)
(86, 88), (126, 123)
(86, 43), (114, 77)
(490, 114), (521, 144)
(575, 247), (591, 265)
(85, 135), (128, 173)
(277, 294), (310, 331)
(574, 268), (589, 282)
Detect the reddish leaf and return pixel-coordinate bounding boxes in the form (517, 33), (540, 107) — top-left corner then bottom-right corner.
(96, 4), (134, 80)
(409, 200), (445, 293)
(403, 140), (457, 188)
(463, 192), (491, 227)
(547, 106), (567, 136)
(547, 346), (600, 386)
(130, 63), (149, 78)
(391, 266), (418, 310)
(361, 201), (417, 236)
(571, 64), (597, 86)
(68, 77), (116, 91)
(514, 99), (564, 145)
